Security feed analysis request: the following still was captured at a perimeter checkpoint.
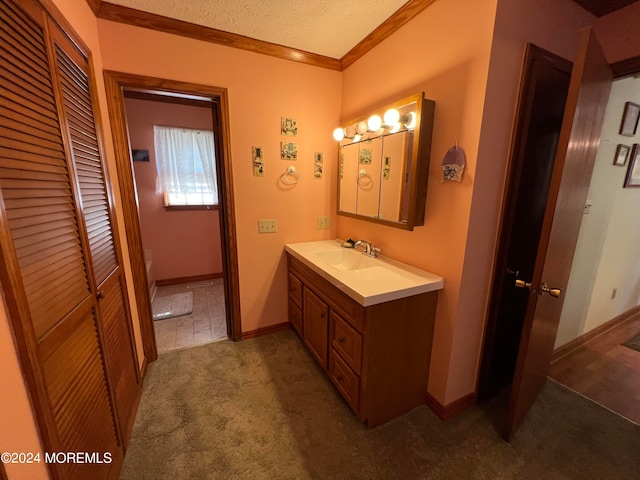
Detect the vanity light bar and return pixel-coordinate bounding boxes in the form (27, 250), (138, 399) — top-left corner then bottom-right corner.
(333, 108), (416, 142)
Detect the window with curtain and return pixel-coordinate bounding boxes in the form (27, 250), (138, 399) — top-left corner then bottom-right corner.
(153, 125), (218, 206)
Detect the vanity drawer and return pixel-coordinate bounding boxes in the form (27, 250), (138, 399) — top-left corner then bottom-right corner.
(288, 273), (303, 308)
(329, 349), (360, 413)
(331, 311), (362, 374)
(288, 298), (302, 336)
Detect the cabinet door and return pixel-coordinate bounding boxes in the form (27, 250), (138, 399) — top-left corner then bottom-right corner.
(303, 288), (328, 369)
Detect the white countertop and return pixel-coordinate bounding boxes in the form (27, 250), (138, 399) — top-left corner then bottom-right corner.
(285, 239), (444, 306)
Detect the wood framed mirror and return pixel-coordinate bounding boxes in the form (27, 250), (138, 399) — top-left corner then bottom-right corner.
(336, 92), (435, 230)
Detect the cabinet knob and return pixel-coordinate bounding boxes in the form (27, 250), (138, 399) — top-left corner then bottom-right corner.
(337, 374), (344, 381)
(96, 290), (104, 300)
(338, 337), (345, 344)
(321, 312), (326, 318)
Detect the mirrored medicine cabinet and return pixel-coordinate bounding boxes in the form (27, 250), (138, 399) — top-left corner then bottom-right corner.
(336, 92), (435, 230)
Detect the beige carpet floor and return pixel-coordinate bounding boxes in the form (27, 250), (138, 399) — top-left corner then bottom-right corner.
(120, 330), (640, 479)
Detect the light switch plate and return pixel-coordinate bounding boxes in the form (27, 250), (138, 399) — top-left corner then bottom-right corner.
(258, 219), (277, 233)
(317, 216), (329, 230)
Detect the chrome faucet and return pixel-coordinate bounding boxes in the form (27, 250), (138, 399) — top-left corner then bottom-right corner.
(354, 240), (380, 258)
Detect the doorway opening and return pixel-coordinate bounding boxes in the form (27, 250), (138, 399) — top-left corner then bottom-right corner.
(103, 72), (242, 365)
(478, 28), (614, 440)
(548, 73), (640, 426)
(122, 90), (228, 354)
(478, 45), (573, 401)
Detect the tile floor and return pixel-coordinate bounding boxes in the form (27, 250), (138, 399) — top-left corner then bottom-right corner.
(153, 279), (227, 355)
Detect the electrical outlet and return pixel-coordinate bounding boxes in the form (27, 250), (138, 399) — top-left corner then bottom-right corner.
(258, 219), (277, 233)
(317, 216), (329, 230)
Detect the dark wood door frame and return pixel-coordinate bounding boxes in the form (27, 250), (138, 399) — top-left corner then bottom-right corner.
(102, 72), (243, 366)
(479, 29), (615, 439)
(504, 27), (612, 440)
(477, 44), (572, 402)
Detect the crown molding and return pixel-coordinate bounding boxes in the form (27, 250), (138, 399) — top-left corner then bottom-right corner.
(86, 0), (437, 72)
(85, 0), (102, 15)
(94, 2), (341, 71)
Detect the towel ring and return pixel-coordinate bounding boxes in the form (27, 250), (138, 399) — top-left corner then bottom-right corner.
(357, 168), (372, 187)
(282, 165), (302, 185)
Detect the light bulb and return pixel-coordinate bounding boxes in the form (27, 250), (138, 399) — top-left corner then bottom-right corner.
(356, 121), (368, 135)
(384, 109), (400, 126)
(404, 112), (417, 129)
(344, 126), (356, 138)
(367, 115), (382, 132)
(352, 134), (362, 142)
(333, 128), (345, 141)
(388, 123), (401, 133)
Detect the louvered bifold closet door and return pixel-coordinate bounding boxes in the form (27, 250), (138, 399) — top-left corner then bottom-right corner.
(49, 24), (140, 444)
(0, 1), (120, 479)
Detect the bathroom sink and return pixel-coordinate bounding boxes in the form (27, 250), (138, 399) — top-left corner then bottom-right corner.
(313, 249), (377, 271)
(285, 240), (444, 306)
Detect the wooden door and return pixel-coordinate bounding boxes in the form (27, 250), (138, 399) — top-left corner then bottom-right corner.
(478, 45), (572, 401)
(48, 22), (140, 445)
(505, 27), (613, 440)
(0, 1), (121, 477)
(0, 0), (140, 477)
(303, 288), (329, 369)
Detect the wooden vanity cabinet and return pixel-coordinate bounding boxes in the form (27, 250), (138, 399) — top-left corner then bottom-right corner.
(287, 254), (438, 427)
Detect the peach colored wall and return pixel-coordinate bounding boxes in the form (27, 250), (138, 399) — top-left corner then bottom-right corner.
(97, 20), (342, 332)
(339, 0), (600, 404)
(338, 0), (499, 404)
(595, 2), (640, 63)
(124, 98), (223, 280)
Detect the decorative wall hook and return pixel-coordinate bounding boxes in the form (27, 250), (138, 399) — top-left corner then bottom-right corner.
(441, 139), (466, 183)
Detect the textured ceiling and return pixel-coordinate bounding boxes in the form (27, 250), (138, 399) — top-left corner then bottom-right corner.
(107, 0), (409, 59)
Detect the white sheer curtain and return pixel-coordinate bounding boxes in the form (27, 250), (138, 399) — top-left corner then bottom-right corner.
(153, 126), (218, 205)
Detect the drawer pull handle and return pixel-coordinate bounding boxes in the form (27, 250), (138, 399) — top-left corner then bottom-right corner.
(338, 337), (345, 344)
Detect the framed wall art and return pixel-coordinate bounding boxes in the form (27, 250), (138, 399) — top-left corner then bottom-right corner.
(619, 101), (640, 137)
(613, 144), (630, 166)
(281, 142), (297, 160)
(132, 149), (150, 162)
(624, 144), (640, 188)
(281, 117), (298, 136)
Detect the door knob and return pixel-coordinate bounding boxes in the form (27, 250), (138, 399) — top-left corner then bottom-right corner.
(539, 283), (561, 298)
(514, 279), (532, 290)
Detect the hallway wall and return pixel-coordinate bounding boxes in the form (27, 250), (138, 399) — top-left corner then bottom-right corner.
(556, 76), (640, 347)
